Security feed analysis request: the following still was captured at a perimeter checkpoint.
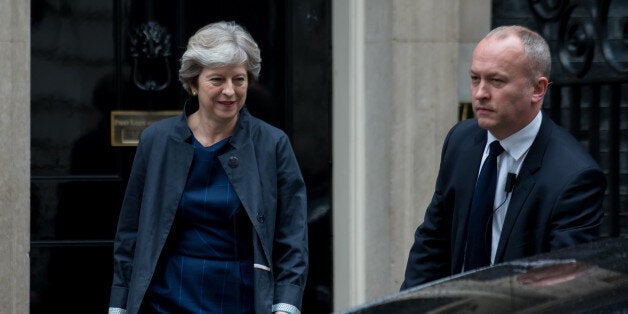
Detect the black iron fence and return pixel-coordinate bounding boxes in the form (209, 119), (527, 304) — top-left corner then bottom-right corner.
(493, 0), (627, 237)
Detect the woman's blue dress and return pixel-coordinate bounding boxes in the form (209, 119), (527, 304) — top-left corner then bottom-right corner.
(145, 136), (254, 313)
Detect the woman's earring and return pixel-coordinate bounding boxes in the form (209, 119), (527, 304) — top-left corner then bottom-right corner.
(192, 90), (197, 96)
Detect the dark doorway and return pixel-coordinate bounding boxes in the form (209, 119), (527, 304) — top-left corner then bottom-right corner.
(30, 0), (332, 312)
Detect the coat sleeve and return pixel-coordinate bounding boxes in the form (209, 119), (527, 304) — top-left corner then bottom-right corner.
(109, 137), (148, 309)
(401, 128), (456, 290)
(548, 167), (606, 249)
(271, 134), (308, 312)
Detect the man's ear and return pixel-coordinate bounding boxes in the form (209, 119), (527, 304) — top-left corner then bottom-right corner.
(532, 76), (549, 103)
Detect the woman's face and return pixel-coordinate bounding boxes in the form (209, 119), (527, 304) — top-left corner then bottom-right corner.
(193, 64), (248, 122)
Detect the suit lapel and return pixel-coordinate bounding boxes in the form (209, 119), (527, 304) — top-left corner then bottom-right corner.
(218, 140), (263, 233)
(494, 168), (535, 262)
(495, 115), (553, 262)
(164, 136), (194, 213)
(217, 109), (272, 264)
(162, 115), (195, 225)
(452, 127), (488, 272)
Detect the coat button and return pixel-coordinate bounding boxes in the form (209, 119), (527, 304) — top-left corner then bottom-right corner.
(228, 156), (239, 168)
(257, 213), (265, 223)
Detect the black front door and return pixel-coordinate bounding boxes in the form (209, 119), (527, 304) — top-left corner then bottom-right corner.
(30, 1), (332, 312)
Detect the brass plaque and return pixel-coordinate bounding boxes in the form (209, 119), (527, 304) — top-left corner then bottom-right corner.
(110, 110), (181, 146)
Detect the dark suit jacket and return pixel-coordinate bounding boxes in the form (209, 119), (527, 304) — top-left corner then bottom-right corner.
(109, 104), (308, 313)
(401, 113), (606, 289)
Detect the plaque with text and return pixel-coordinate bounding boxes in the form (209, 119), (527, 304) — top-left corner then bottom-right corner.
(110, 110), (181, 146)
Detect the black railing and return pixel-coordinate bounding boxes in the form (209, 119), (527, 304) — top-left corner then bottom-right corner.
(494, 0), (628, 237)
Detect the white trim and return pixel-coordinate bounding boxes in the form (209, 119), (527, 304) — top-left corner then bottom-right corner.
(254, 263), (271, 272)
(332, 0), (366, 310)
(108, 308), (127, 314)
(272, 303), (300, 314)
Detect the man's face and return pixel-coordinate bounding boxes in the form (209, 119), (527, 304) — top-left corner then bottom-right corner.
(470, 36), (541, 139)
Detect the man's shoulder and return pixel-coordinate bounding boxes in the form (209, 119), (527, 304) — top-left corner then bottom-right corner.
(450, 118), (481, 134)
(536, 116), (602, 170)
(446, 118), (482, 142)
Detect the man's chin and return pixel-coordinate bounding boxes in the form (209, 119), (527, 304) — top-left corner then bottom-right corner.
(476, 118), (495, 130)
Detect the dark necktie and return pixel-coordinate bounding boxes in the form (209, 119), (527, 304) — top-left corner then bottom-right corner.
(464, 140), (504, 271)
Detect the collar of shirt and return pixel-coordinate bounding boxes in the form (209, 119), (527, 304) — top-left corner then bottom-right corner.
(486, 110), (543, 169)
(487, 110), (542, 264)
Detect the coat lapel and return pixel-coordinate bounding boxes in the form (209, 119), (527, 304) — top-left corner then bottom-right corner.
(495, 115), (552, 262)
(452, 127), (487, 272)
(218, 141), (265, 237)
(162, 137), (194, 218)
(217, 109), (272, 264)
(163, 114), (195, 228)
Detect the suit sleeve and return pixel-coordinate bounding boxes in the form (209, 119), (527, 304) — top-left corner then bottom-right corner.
(401, 130), (455, 290)
(272, 134), (308, 312)
(109, 137), (148, 309)
(548, 167), (606, 249)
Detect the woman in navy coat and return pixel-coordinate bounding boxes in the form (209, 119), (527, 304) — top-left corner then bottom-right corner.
(109, 21), (308, 314)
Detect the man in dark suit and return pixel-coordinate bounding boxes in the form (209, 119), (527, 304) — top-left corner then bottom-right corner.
(401, 25), (606, 289)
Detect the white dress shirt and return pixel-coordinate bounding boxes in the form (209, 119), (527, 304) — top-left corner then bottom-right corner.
(477, 111), (542, 264)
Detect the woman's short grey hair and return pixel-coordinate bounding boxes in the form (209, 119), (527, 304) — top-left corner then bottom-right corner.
(485, 25), (551, 82)
(179, 21), (262, 95)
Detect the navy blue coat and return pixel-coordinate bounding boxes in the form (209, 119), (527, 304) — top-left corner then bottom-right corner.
(109, 105), (308, 313)
(401, 114), (606, 289)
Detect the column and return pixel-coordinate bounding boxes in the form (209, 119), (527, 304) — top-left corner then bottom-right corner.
(332, 0), (491, 311)
(0, 0), (30, 312)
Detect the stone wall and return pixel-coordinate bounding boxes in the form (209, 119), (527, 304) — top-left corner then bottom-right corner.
(332, 0), (491, 310)
(0, 0), (30, 312)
